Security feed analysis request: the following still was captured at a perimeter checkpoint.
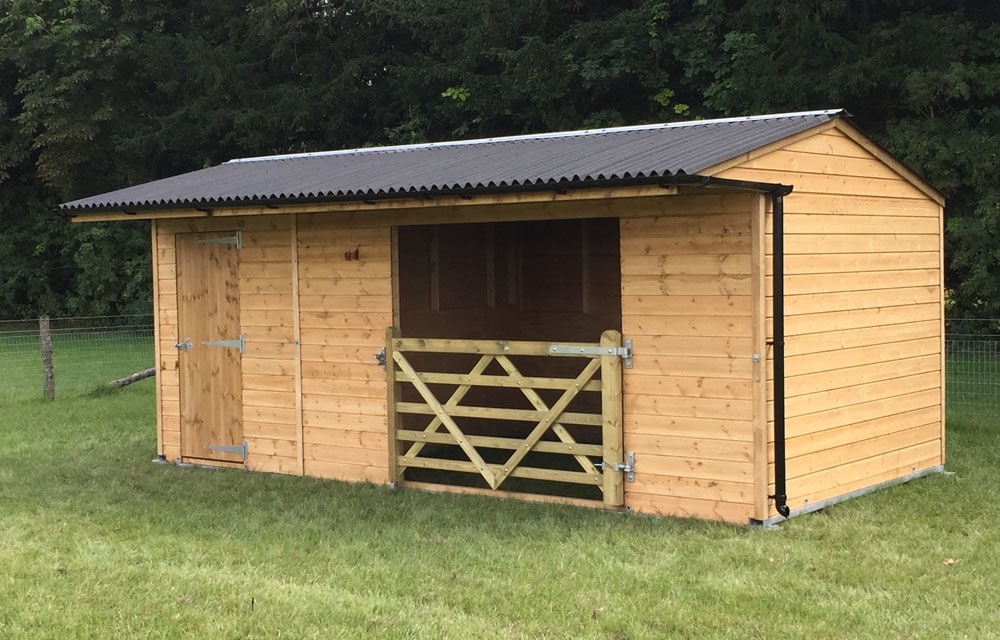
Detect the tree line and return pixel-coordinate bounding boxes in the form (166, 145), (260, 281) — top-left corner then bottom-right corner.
(1, 0), (998, 318)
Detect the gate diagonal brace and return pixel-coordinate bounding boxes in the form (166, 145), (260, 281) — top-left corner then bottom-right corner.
(392, 350), (499, 489)
(400, 354), (494, 460)
(492, 357), (603, 489)
(493, 355), (602, 483)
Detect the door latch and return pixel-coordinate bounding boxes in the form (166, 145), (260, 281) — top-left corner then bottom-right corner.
(595, 452), (636, 482)
(375, 347), (387, 370)
(175, 338), (193, 351)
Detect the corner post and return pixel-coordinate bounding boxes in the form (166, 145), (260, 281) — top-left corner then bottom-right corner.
(385, 326), (401, 486)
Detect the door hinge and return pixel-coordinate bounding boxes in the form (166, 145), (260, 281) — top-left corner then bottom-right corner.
(548, 338), (633, 368)
(595, 451), (635, 482)
(202, 334), (245, 354)
(205, 441), (248, 461)
(375, 346), (386, 370)
(199, 231), (243, 249)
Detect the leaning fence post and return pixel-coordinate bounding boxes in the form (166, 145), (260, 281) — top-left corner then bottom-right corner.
(39, 315), (55, 399)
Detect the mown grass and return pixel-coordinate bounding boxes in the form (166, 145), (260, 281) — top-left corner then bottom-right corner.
(1, 377), (999, 639)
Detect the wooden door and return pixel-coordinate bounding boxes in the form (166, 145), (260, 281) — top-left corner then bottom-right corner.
(176, 232), (244, 463)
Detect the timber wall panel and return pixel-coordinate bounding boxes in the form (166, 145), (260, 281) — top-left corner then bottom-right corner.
(620, 192), (756, 523)
(296, 217), (391, 484)
(717, 126), (944, 516)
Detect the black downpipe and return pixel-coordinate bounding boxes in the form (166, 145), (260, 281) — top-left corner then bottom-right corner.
(770, 190), (792, 518)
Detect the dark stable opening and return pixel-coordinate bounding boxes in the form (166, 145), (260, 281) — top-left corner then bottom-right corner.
(394, 218), (623, 499)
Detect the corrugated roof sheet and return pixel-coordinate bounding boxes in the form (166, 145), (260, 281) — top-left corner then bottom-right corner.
(60, 109), (844, 212)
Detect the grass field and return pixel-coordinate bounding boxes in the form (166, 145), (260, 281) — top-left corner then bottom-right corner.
(1, 340), (999, 638)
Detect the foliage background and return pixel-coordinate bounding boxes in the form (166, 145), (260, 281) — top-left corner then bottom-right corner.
(2, 0), (998, 318)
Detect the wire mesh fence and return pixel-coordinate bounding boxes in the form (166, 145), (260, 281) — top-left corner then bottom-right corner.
(945, 318), (1000, 419)
(0, 315), (154, 401)
(1, 314), (997, 418)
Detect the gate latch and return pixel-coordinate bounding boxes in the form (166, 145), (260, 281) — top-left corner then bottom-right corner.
(175, 338), (193, 351)
(375, 347), (386, 370)
(595, 451), (635, 482)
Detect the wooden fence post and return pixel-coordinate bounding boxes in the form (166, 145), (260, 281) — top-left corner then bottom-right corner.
(39, 316), (55, 399)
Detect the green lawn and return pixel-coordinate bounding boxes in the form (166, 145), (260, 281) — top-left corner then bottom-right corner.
(1, 381), (998, 639)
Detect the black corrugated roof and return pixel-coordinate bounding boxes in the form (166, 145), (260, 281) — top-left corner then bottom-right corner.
(61, 109), (845, 213)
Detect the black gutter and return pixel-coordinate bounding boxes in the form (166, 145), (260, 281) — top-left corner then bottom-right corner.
(669, 175), (794, 519)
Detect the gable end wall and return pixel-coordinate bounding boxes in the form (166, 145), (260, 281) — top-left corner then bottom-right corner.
(717, 128), (945, 515)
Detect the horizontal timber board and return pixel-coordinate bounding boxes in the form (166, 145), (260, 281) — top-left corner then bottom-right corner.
(779, 371), (941, 419)
(243, 358), (295, 376)
(301, 377), (386, 398)
(786, 440), (941, 494)
(246, 438), (298, 458)
(240, 294), (294, 311)
(619, 234), (750, 256)
(300, 361), (384, 381)
(785, 354), (941, 399)
(782, 319), (940, 356)
(243, 389), (297, 409)
(302, 409), (387, 431)
(626, 433), (752, 463)
(624, 415), (752, 441)
(782, 337), (941, 376)
(777, 252), (939, 276)
(303, 426), (386, 449)
(736, 148), (915, 181)
(243, 421), (297, 440)
(784, 456), (941, 513)
(304, 459), (388, 483)
(784, 423), (941, 478)
(635, 452), (753, 483)
(780, 303), (940, 336)
(720, 167), (927, 199)
(299, 310), (392, 330)
(618, 275), (752, 297)
(624, 492), (752, 523)
(625, 394), (753, 420)
(782, 286), (939, 316)
(620, 293), (752, 317)
(243, 373), (296, 392)
(623, 374), (752, 400)
(775, 269), (939, 296)
(620, 213), (751, 237)
(622, 334), (753, 359)
(306, 443), (387, 467)
(243, 406), (296, 426)
(783, 388), (940, 439)
(628, 473), (753, 504)
(298, 296), (392, 313)
(773, 234), (939, 255)
(300, 345), (387, 364)
(626, 355), (752, 379)
(784, 405), (940, 459)
(247, 455), (300, 475)
(623, 316), (751, 338)
(781, 193), (940, 216)
(301, 394), (386, 416)
(621, 256), (751, 277)
(298, 277), (392, 297)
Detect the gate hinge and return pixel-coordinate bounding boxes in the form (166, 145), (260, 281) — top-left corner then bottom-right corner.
(375, 347), (386, 370)
(201, 334), (245, 354)
(548, 338), (633, 368)
(205, 441), (248, 461)
(596, 451), (635, 482)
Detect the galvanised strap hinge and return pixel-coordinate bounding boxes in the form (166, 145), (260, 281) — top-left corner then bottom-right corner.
(595, 451), (635, 482)
(201, 334), (245, 354)
(199, 231), (243, 249)
(548, 338), (633, 368)
(205, 440), (248, 461)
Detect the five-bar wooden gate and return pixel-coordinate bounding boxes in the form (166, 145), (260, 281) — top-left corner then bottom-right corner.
(385, 328), (627, 506)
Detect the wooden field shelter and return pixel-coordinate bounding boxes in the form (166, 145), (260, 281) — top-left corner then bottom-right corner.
(63, 109), (946, 525)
